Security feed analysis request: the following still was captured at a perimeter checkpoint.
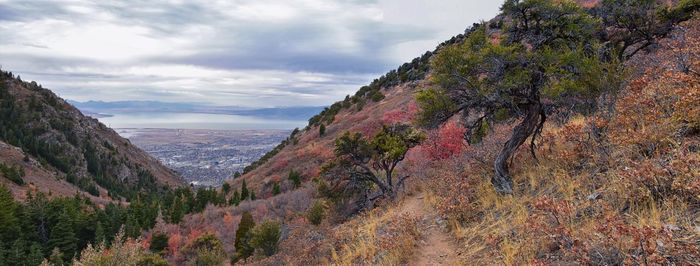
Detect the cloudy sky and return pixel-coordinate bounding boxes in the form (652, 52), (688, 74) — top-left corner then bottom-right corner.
(0, 0), (502, 108)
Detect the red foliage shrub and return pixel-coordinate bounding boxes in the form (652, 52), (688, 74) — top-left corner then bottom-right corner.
(418, 121), (466, 160)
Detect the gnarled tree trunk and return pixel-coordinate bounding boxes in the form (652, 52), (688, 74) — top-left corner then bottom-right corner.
(492, 103), (543, 194)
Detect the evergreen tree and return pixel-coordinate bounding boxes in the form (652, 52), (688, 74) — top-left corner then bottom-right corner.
(169, 197), (184, 224)
(250, 191), (256, 201)
(26, 242), (44, 266)
(124, 214), (140, 238)
(0, 185), (20, 244)
(6, 238), (26, 266)
(229, 191), (240, 206)
(319, 123), (326, 136)
(222, 182), (231, 195)
(94, 221), (105, 244)
(150, 232), (169, 253)
(240, 180), (249, 200)
(48, 213), (77, 262)
(234, 211), (255, 262)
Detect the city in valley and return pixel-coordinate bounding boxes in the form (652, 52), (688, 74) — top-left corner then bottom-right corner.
(118, 128), (290, 187)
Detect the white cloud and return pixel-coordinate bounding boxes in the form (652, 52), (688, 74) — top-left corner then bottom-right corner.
(0, 0), (502, 107)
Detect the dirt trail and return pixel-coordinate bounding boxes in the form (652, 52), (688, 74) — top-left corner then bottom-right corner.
(400, 194), (460, 266)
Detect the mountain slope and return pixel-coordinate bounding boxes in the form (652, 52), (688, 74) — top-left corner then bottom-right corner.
(0, 70), (183, 201)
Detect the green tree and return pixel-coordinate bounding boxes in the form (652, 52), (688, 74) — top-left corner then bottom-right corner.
(250, 191), (256, 201)
(229, 191), (240, 206)
(94, 221), (105, 244)
(26, 242), (44, 266)
(272, 183), (281, 196)
(0, 185), (20, 244)
(234, 211), (255, 262)
(333, 124), (424, 200)
(319, 123), (326, 136)
(240, 180), (249, 200)
(150, 232), (169, 253)
(222, 182), (231, 195)
(48, 213), (77, 262)
(420, 0), (616, 194)
(6, 238), (26, 266)
(250, 220), (282, 256)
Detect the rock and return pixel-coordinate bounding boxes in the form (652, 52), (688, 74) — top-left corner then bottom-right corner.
(587, 192), (601, 201)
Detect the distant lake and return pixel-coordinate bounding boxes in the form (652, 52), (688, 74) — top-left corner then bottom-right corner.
(97, 112), (307, 130)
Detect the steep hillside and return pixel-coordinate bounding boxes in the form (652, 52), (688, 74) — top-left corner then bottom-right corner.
(142, 1), (700, 265)
(0, 70), (183, 201)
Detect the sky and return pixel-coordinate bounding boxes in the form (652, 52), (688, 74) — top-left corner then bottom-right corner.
(0, 0), (502, 108)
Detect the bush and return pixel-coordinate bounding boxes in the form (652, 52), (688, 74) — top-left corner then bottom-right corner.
(0, 163), (24, 185)
(136, 254), (169, 266)
(250, 220), (282, 256)
(306, 200), (325, 225)
(181, 233), (226, 266)
(288, 170), (302, 188)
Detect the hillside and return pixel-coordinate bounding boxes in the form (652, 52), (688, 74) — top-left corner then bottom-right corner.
(0, 70), (183, 202)
(143, 1), (700, 265)
(3, 0), (697, 265)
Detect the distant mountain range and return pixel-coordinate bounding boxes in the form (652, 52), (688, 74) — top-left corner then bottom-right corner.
(68, 100), (324, 120)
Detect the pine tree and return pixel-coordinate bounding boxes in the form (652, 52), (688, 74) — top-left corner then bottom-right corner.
(229, 191), (240, 206)
(234, 211), (255, 262)
(26, 242), (44, 266)
(319, 123), (326, 136)
(48, 213), (77, 262)
(222, 183), (231, 195)
(0, 185), (20, 244)
(250, 191), (256, 201)
(6, 238), (27, 266)
(94, 221), (105, 244)
(240, 180), (249, 200)
(124, 213), (140, 238)
(150, 232), (169, 253)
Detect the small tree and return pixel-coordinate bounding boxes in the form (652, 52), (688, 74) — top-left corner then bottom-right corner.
(222, 182), (231, 195)
(234, 211), (255, 262)
(332, 124), (424, 200)
(150, 232), (169, 253)
(250, 220), (282, 256)
(181, 233), (226, 266)
(240, 180), (249, 200)
(319, 123), (326, 136)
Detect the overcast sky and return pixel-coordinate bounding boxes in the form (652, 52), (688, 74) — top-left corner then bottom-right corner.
(0, 0), (502, 108)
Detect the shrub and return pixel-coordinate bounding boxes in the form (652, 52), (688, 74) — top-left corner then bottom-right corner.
(250, 220), (282, 256)
(288, 170), (302, 188)
(306, 200), (325, 225)
(319, 124), (326, 136)
(272, 183), (281, 195)
(136, 254), (168, 266)
(181, 233), (226, 266)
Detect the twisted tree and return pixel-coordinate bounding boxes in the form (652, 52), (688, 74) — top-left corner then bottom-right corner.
(332, 124), (424, 200)
(418, 0), (618, 194)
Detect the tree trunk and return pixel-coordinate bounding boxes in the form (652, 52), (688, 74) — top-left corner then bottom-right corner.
(492, 103), (543, 194)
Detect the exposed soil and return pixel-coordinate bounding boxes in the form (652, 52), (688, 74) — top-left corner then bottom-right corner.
(400, 194), (460, 266)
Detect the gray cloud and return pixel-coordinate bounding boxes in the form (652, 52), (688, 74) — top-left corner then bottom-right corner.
(0, 0), (502, 107)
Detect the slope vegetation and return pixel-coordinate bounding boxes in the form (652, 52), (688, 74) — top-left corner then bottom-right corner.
(0, 71), (182, 202)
